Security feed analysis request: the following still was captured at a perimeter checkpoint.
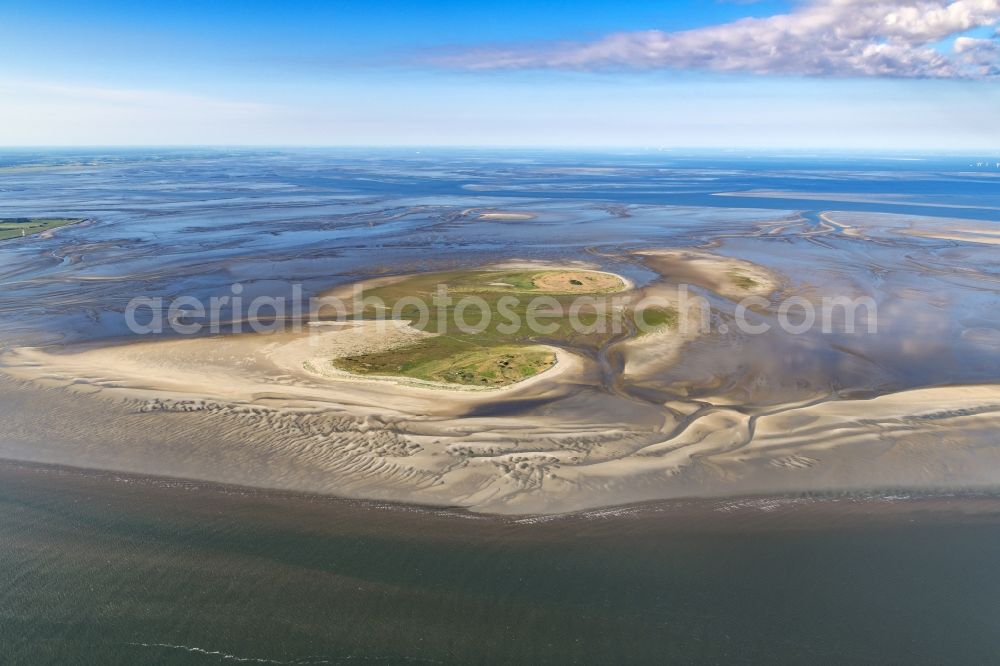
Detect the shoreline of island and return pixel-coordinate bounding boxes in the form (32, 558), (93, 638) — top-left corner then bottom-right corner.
(0, 216), (87, 242)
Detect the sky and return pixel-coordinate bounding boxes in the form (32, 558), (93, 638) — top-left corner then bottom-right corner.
(1, 0), (999, 149)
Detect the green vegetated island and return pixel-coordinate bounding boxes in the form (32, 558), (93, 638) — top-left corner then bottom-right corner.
(0, 217), (82, 241)
(332, 268), (678, 388)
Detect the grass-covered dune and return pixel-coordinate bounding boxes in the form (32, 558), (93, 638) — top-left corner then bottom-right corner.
(331, 268), (666, 388)
(335, 341), (557, 387)
(0, 217), (81, 241)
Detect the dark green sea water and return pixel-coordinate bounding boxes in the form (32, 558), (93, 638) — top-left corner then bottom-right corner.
(3, 461), (1000, 665)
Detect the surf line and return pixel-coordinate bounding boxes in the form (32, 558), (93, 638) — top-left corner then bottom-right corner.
(127, 642), (445, 664)
(127, 642), (335, 664)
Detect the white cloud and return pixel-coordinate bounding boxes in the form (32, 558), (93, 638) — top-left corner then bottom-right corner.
(434, 0), (1000, 79)
(955, 35), (1000, 75)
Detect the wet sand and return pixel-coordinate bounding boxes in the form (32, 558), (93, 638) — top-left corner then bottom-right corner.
(4, 245), (1000, 514)
(633, 248), (781, 301)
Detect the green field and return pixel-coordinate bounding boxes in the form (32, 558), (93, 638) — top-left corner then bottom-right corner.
(0, 217), (81, 241)
(634, 306), (679, 334)
(335, 341), (557, 387)
(331, 268), (676, 387)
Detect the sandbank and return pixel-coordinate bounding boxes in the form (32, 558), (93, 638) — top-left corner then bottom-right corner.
(5, 250), (998, 514)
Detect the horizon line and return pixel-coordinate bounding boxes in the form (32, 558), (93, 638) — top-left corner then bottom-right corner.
(2, 145), (1000, 155)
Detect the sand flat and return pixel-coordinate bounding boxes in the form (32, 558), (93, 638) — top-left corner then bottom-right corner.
(634, 248), (780, 301)
(5, 248), (1000, 514)
(5, 332), (1000, 514)
(476, 211), (538, 221)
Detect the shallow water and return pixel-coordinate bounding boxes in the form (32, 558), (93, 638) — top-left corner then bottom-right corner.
(2, 150), (998, 388)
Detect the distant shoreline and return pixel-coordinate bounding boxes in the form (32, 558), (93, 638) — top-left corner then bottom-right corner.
(0, 216), (85, 242)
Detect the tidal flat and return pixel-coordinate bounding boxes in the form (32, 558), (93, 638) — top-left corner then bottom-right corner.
(2, 150), (1000, 514)
(1, 149), (1000, 660)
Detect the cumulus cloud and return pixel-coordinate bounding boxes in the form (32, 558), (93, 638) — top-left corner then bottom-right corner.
(435, 0), (1000, 79)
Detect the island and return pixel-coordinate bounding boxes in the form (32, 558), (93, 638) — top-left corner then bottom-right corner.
(0, 250), (792, 514)
(327, 267), (635, 387)
(0, 217), (83, 241)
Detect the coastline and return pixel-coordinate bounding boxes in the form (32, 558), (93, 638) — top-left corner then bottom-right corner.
(6, 456), (1000, 527)
(0, 216), (87, 242)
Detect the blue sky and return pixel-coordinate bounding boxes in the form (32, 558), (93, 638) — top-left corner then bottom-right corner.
(1, 0), (998, 148)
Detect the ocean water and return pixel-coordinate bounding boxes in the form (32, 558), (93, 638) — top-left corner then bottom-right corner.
(4, 462), (1000, 665)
